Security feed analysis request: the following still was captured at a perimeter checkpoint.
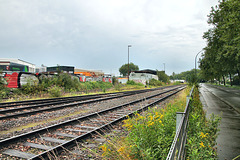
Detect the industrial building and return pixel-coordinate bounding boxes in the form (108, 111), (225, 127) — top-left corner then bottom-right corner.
(0, 58), (36, 73)
(0, 57), (115, 89)
(129, 69), (158, 85)
(46, 66), (75, 74)
(74, 68), (104, 77)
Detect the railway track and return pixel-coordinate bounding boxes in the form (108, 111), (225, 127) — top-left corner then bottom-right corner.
(0, 85), (185, 160)
(0, 87), (168, 120)
(0, 89), (152, 108)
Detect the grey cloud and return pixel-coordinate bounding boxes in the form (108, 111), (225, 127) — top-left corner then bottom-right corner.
(0, 0), (219, 75)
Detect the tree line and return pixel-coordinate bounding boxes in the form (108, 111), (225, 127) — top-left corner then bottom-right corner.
(199, 0), (240, 85)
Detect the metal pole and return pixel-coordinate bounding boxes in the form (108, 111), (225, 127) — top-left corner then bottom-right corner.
(128, 45), (131, 81)
(163, 63), (165, 72)
(195, 50), (203, 81)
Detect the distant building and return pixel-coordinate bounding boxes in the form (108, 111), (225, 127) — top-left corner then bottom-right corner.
(0, 58), (36, 73)
(47, 66), (74, 74)
(170, 79), (185, 83)
(35, 64), (47, 73)
(129, 69), (158, 85)
(117, 77), (128, 84)
(74, 68), (104, 77)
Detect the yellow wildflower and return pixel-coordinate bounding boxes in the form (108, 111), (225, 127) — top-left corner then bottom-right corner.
(149, 115), (153, 121)
(118, 147), (124, 152)
(99, 145), (107, 152)
(147, 121), (154, 127)
(200, 132), (208, 138)
(160, 114), (164, 119)
(127, 125), (133, 130)
(200, 141), (205, 147)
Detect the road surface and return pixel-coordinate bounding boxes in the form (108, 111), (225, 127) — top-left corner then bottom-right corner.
(199, 83), (240, 160)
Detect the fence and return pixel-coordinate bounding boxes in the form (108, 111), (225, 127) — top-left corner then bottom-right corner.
(166, 86), (194, 160)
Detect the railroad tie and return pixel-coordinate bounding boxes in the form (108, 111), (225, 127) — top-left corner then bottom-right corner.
(41, 137), (68, 144)
(54, 132), (78, 138)
(24, 142), (53, 150)
(74, 125), (97, 129)
(65, 128), (89, 133)
(3, 149), (36, 159)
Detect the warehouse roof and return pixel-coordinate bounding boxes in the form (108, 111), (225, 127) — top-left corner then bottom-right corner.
(132, 69), (157, 75)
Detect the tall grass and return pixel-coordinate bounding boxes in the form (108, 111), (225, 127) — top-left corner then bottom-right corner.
(186, 88), (221, 159)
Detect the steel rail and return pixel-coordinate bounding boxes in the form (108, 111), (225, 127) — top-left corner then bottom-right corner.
(0, 87), (161, 110)
(0, 86), (182, 120)
(0, 92), (134, 120)
(0, 86), (185, 150)
(0, 87), (165, 107)
(0, 94), (105, 108)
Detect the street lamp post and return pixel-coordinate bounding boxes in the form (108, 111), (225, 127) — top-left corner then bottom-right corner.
(128, 45), (132, 81)
(195, 49), (203, 82)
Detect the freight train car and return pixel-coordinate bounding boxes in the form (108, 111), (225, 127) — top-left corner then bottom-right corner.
(2, 72), (39, 88)
(1, 72), (112, 89)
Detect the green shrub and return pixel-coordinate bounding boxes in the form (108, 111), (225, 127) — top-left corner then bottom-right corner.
(47, 85), (63, 97)
(149, 78), (163, 86)
(112, 77), (118, 85)
(0, 89), (9, 100)
(114, 84), (121, 91)
(0, 75), (10, 100)
(56, 73), (77, 91)
(233, 76), (240, 85)
(171, 81), (181, 85)
(126, 80), (136, 85)
(20, 80), (40, 95)
(127, 80), (144, 86)
(186, 88), (221, 159)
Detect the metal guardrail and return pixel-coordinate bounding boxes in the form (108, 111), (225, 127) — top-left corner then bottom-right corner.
(166, 86), (194, 160)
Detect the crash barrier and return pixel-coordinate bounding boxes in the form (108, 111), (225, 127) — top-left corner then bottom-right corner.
(166, 86), (194, 160)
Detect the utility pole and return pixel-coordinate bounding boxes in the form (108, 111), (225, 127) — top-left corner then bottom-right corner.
(128, 45), (132, 81)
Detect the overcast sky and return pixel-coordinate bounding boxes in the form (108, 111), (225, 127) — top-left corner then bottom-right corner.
(0, 0), (218, 76)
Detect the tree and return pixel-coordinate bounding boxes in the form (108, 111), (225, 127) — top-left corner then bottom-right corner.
(169, 69), (203, 84)
(157, 71), (169, 83)
(119, 63), (139, 76)
(200, 0), (240, 85)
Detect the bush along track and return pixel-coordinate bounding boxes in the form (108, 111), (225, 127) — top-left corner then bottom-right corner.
(186, 87), (221, 159)
(99, 86), (221, 160)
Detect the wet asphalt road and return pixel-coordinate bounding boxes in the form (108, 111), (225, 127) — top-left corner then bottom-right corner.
(199, 83), (240, 160)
